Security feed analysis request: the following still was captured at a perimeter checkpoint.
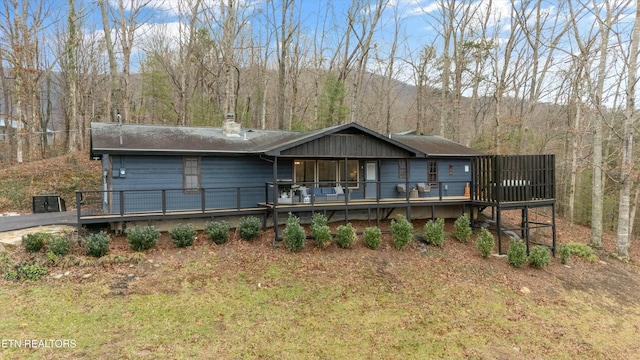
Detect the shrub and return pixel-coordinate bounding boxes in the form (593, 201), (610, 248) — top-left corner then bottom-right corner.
(48, 234), (72, 256)
(559, 244), (571, 265)
(204, 220), (230, 245)
(0, 252), (16, 276)
(507, 238), (528, 268)
(391, 214), (413, 250)
(336, 223), (357, 249)
(453, 214), (473, 243)
(4, 262), (48, 281)
(364, 226), (382, 250)
(529, 245), (551, 268)
(311, 212), (328, 228)
(169, 223), (196, 248)
(312, 224), (332, 249)
(283, 213), (305, 252)
(22, 232), (48, 253)
(236, 216), (262, 241)
(424, 218), (445, 247)
(563, 242), (597, 263)
(476, 228), (495, 258)
(126, 225), (160, 251)
(311, 213), (332, 249)
(86, 231), (110, 258)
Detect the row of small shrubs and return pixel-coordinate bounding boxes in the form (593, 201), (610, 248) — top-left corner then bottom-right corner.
(203, 216), (263, 245)
(507, 238), (551, 269)
(283, 213), (419, 252)
(25, 216), (262, 257)
(22, 232), (73, 256)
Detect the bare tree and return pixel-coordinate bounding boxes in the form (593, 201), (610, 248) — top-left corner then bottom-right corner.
(512, 0), (570, 154)
(0, 38), (15, 165)
(115, 0), (154, 123)
(580, 0), (631, 247)
(0, 0), (53, 163)
(615, 3), (640, 260)
(267, 0), (298, 129)
(65, 0), (79, 151)
(97, 0), (119, 122)
(346, 0), (388, 124)
(488, 3), (521, 154)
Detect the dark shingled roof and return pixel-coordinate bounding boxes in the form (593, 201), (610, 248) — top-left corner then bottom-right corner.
(392, 134), (483, 156)
(90, 122), (307, 155)
(90, 122), (482, 157)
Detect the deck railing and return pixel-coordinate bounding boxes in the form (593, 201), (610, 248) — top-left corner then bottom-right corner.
(76, 179), (473, 221)
(76, 186), (265, 218)
(471, 154), (555, 204)
(265, 179), (471, 205)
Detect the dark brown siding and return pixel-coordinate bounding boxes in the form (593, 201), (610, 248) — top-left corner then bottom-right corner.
(281, 134), (411, 158)
(471, 155), (555, 203)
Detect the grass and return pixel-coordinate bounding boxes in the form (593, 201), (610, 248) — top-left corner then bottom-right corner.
(1, 248), (640, 359)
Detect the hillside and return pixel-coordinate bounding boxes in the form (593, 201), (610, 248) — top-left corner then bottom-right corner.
(1, 155), (640, 357)
(0, 152), (101, 213)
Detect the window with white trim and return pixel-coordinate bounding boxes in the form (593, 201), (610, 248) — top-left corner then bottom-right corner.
(428, 160), (438, 187)
(183, 157), (201, 192)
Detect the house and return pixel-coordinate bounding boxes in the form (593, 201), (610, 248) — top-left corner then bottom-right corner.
(83, 120), (556, 254)
(1, 118), (56, 143)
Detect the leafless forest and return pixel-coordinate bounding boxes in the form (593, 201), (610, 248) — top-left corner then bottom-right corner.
(0, 0), (638, 258)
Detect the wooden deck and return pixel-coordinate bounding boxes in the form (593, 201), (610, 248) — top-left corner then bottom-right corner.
(260, 195), (472, 209)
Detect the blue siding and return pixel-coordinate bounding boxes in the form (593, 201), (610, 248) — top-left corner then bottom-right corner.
(379, 159), (402, 199)
(437, 159), (471, 196)
(104, 155), (472, 214)
(108, 155), (276, 213)
(379, 158), (472, 199)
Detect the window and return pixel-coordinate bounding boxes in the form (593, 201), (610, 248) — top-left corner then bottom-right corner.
(398, 160), (407, 179)
(318, 160), (337, 186)
(184, 157), (201, 192)
(294, 160), (315, 184)
(293, 159), (359, 188)
(428, 160), (438, 186)
(339, 160), (359, 187)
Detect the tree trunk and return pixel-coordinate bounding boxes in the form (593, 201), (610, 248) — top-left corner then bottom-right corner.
(66, 0), (78, 151)
(568, 86), (582, 225)
(616, 4), (640, 260)
(589, 0), (613, 248)
(98, 0), (118, 122)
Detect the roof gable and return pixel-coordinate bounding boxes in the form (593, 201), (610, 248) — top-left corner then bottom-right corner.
(264, 122), (423, 158)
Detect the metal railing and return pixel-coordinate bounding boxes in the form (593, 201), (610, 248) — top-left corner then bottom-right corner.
(266, 180), (472, 206)
(76, 186), (265, 218)
(77, 180), (472, 220)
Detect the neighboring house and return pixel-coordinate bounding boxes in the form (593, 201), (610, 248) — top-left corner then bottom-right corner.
(0, 118), (55, 143)
(84, 120), (556, 254)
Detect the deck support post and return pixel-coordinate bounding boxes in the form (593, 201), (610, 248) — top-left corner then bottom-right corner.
(496, 206), (503, 255)
(76, 191), (82, 244)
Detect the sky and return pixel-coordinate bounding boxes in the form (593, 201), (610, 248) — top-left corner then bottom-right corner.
(2, 0), (637, 107)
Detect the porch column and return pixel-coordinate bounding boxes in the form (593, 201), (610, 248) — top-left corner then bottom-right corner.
(272, 156), (279, 243)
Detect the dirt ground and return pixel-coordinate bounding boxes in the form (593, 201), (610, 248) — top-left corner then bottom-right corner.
(3, 210), (639, 311)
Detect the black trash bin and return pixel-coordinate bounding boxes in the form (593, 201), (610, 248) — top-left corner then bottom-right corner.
(32, 195), (66, 213)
